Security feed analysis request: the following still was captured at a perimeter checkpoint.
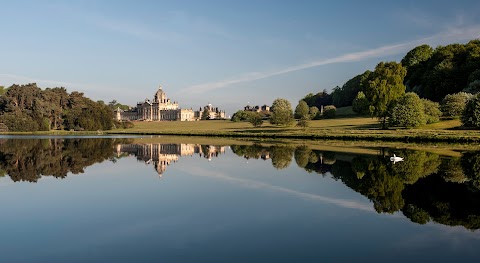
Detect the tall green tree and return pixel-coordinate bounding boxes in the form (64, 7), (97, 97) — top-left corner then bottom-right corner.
(294, 100), (309, 119)
(270, 98), (294, 126)
(363, 61), (407, 129)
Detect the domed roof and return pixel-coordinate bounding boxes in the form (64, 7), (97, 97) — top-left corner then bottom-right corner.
(154, 85), (167, 103)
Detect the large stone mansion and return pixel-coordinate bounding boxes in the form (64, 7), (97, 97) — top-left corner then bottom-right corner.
(115, 86), (225, 121)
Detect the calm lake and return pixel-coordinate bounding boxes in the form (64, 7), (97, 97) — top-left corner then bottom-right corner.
(0, 136), (479, 262)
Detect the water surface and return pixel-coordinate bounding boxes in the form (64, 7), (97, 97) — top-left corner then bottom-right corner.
(0, 137), (479, 262)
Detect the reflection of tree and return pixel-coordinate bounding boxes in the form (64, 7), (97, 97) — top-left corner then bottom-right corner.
(308, 152), (319, 164)
(231, 144), (268, 159)
(231, 144), (335, 174)
(231, 144), (295, 169)
(270, 146), (295, 170)
(332, 150), (440, 214)
(294, 146), (311, 168)
(390, 150), (441, 184)
(320, 152), (337, 165)
(402, 175), (480, 230)
(231, 144), (480, 229)
(440, 158), (467, 183)
(304, 150), (335, 175)
(332, 157), (405, 213)
(461, 152), (480, 189)
(0, 138), (132, 182)
(402, 204), (430, 224)
(348, 150), (440, 213)
(329, 150), (480, 229)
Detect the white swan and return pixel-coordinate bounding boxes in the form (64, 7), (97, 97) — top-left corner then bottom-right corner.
(390, 154), (404, 164)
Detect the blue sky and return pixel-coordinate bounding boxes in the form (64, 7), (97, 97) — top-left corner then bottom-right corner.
(1, 0), (480, 115)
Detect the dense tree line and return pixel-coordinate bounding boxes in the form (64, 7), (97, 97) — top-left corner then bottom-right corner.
(327, 40), (480, 107)
(404, 40), (480, 101)
(0, 83), (114, 131)
(298, 39), (480, 128)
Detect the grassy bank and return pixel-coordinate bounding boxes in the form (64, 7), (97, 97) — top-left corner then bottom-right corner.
(106, 118), (480, 143)
(2, 116), (479, 143)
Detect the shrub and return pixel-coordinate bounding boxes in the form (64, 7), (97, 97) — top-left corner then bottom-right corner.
(309, 106), (319, 119)
(440, 92), (474, 118)
(422, 99), (441, 124)
(296, 117), (309, 129)
(461, 93), (480, 128)
(248, 112), (264, 127)
(389, 92), (426, 128)
(231, 110), (257, 122)
(122, 121), (135, 129)
(322, 105), (336, 119)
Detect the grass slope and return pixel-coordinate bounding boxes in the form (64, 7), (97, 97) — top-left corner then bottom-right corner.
(108, 116), (480, 143)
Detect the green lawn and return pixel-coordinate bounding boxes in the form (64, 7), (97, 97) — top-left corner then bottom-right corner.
(113, 117), (379, 133)
(108, 115), (480, 143)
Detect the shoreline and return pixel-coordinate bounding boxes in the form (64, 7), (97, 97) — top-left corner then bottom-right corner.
(2, 129), (480, 143)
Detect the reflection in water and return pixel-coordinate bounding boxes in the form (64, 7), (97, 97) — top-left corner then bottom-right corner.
(1, 138), (480, 231)
(0, 138), (133, 182)
(232, 143), (480, 230)
(117, 143), (225, 177)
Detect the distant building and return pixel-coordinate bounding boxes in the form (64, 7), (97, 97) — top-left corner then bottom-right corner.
(115, 86), (226, 121)
(244, 104), (270, 113)
(197, 103), (226, 120)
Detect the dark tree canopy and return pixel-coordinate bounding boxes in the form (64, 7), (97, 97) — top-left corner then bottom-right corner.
(401, 44), (434, 68)
(405, 40), (480, 101)
(331, 71), (371, 107)
(301, 90), (333, 109)
(0, 83), (114, 131)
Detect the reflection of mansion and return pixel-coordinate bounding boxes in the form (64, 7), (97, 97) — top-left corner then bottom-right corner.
(115, 86), (225, 121)
(116, 143), (225, 177)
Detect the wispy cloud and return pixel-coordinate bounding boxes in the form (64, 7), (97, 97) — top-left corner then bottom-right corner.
(177, 165), (375, 213)
(184, 25), (480, 94)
